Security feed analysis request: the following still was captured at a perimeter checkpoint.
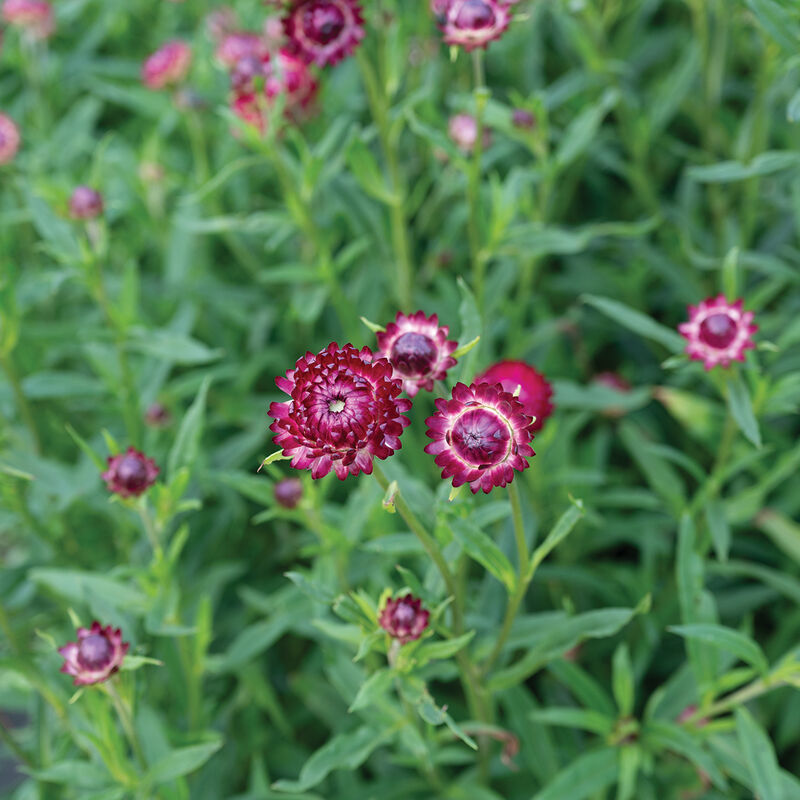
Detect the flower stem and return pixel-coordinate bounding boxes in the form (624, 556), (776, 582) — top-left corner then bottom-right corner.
(105, 681), (146, 770)
(482, 481), (530, 675)
(468, 52), (488, 310)
(355, 49), (413, 309)
(0, 353), (42, 454)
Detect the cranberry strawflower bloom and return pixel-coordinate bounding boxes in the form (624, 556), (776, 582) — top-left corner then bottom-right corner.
(0, 113), (20, 165)
(375, 311), (458, 398)
(102, 447), (160, 498)
(268, 343), (411, 480)
(678, 295), (757, 370)
(283, 0), (365, 67)
(425, 381), (535, 494)
(68, 186), (103, 220)
(58, 622), (129, 686)
(142, 40), (192, 90)
(474, 360), (554, 432)
(379, 594), (430, 644)
(439, 0), (511, 52)
(2, 0), (54, 38)
(274, 476), (303, 509)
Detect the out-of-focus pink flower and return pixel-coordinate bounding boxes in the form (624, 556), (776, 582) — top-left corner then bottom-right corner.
(512, 109), (535, 129)
(144, 403), (171, 428)
(425, 381), (535, 494)
(268, 343), (411, 480)
(448, 113), (492, 154)
(216, 31), (266, 68)
(474, 360), (554, 433)
(142, 40), (192, 90)
(0, 113), (20, 165)
(375, 311), (458, 398)
(438, 0), (511, 52)
(678, 295), (757, 370)
(283, 0), (365, 67)
(2, 0), (54, 39)
(102, 447), (159, 498)
(68, 186), (104, 220)
(206, 6), (237, 41)
(58, 622), (129, 686)
(274, 476), (303, 509)
(379, 594), (430, 643)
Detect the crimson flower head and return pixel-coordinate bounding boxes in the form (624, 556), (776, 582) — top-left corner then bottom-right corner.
(68, 186), (103, 220)
(283, 0), (365, 67)
(379, 594), (430, 644)
(425, 381), (535, 494)
(58, 622), (129, 686)
(274, 476), (303, 509)
(474, 360), (554, 432)
(678, 295), (757, 370)
(439, 0), (511, 52)
(448, 113), (491, 154)
(2, 0), (54, 38)
(0, 113), (20, 165)
(102, 447), (159, 498)
(512, 108), (535, 129)
(142, 40), (192, 90)
(230, 49), (318, 133)
(268, 343), (411, 480)
(215, 31), (266, 68)
(375, 311), (458, 398)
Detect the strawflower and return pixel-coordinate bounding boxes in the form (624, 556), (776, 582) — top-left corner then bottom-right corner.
(58, 622), (129, 686)
(268, 343), (411, 479)
(282, 0), (365, 67)
(102, 447), (160, 498)
(438, 0), (511, 52)
(474, 360), (554, 432)
(142, 40), (192, 90)
(379, 594), (429, 643)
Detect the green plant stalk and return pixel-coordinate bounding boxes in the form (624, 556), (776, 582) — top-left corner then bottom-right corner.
(371, 465), (492, 741)
(468, 52), (488, 310)
(355, 49), (413, 310)
(0, 352), (42, 454)
(105, 681), (146, 771)
(686, 670), (792, 724)
(482, 481), (529, 675)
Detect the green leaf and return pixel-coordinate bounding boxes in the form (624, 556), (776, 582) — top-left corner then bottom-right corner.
(726, 374), (761, 448)
(527, 499), (584, 579)
(27, 760), (111, 788)
(65, 424), (107, 471)
(582, 294), (685, 352)
(554, 89), (618, 170)
(348, 669), (394, 712)
(272, 727), (386, 793)
(546, 660), (617, 716)
(128, 329), (223, 365)
(705, 500), (731, 562)
(415, 631), (475, 664)
(721, 247), (741, 300)
(415, 692), (477, 750)
(456, 277), (482, 382)
(28, 569), (147, 612)
(755, 509), (800, 565)
(612, 643), (635, 717)
(450, 518), (515, 592)
(668, 624), (768, 674)
(146, 740), (223, 785)
(788, 88), (800, 122)
(345, 137), (396, 205)
(212, 616), (293, 672)
(688, 150), (800, 183)
(167, 376), (211, 478)
(616, 746), (640, 800)
(735, 707), (784, 800)
(22, 371), (105, 399)
(531, 748), (618, 800)
(530, 707), (615, 736)
(642, 720), (728, 790)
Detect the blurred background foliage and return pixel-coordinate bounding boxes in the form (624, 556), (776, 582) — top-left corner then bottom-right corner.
(2, 0), (800, 798)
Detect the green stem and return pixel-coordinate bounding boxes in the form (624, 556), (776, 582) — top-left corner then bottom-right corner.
(0, 353), (42, 454)
(468, 52), (488, 310)
(482, 481), (530, 675)
(0, 715), (34, 767)
(355, 49), (413, 309)
(137, 503), (162, 559)
(105, 682), (146, 770)
(687, 672), (790, 724)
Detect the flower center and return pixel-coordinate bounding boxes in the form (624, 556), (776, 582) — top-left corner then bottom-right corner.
(699, 312), (737, 349)
(328, 397), (346, 413)
(390, 332), (437, 378)
(116, 455), (148, 489)
(449, 406), (512, 468)
(78, 634), (112, 669)
(393, 602), (415, 625)
(455, 0), (495, 30)
(303, 2), (346, 45)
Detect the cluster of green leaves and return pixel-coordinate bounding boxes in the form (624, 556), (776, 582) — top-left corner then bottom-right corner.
(2, 0), (800, 798)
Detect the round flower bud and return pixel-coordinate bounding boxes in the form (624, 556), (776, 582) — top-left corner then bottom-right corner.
(512, 108), (535, 129)
(274, 476), (303, 509)
(678, 295), (757, 370)
(142, 40), (192, 90)
(102, 447), (160, 498)
(1, 0), (54, 38)
(68, 186), (103, 220)
(58, 622), (129, 686)
(379, 594), (430, 643)
(448, 113), (491, 154)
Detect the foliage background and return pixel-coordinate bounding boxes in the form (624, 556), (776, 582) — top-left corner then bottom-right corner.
(2, 0), (800, 798)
